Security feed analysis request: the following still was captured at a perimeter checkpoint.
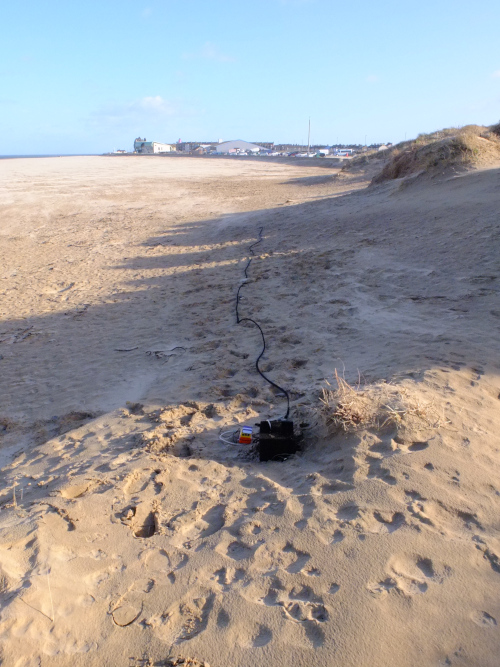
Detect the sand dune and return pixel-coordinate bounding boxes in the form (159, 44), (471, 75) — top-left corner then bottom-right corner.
(1, 155), (500, 666)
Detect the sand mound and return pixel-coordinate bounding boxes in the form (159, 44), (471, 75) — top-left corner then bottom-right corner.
(346, 124), (500, 184)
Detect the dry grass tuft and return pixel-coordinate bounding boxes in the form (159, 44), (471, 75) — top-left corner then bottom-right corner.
(489, 121), (500, 137)
(319, 370), (442, 436)
(0, 416), (17, 433)
(166, 657), (210, 667)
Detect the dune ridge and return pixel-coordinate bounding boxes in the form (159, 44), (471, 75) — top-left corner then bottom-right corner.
(341, 123), (500, 184)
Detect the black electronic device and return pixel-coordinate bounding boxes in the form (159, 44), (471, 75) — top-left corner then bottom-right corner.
(257, 420), (301, 461)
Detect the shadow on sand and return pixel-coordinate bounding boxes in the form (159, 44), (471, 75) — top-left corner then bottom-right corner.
(1, 167), (499, 478)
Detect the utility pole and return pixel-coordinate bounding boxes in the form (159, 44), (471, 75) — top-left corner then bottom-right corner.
(307, 117), (311, 155)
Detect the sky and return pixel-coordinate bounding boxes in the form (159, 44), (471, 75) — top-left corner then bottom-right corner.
(1, 0), (500, 154)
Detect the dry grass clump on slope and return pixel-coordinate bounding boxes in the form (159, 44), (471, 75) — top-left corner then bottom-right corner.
(371, 123), (500, 183)
(490, 121), (500, 136)
(166, 657), (210, 667)
(319, 370), (444, 439)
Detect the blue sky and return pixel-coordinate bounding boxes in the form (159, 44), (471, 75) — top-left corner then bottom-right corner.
(1, 0), (499, 154)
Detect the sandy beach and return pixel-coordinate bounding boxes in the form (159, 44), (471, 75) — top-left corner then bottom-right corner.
(1, 154), (500, 666)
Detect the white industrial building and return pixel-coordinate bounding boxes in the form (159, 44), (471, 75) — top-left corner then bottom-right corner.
(214, 140), (266, 154)
(134, 138), (174, 154)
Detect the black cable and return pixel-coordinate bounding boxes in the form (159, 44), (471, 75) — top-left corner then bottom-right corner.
(236, 227), (290, 420)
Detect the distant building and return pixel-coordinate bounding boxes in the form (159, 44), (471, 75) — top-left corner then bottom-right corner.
(214, 140), (267, 154)
(176, 141), (219, 152)
(275, 144), (309, 153)
(252, 142), (275, 150)
(332, 148), (355, 156)
(134, 138), (174, 154)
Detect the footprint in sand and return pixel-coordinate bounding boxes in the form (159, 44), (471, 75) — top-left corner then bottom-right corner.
(283, 601), (329, 623)
(146, 548), (188, 580)
(174, 593), (215, 643)
(59, 481), (91, 500)
(122, 469), (158, 496)
(321, 480), (354, 494)
(39, 503), (77, 531)
(216, 607), (231, 628)
(140, 547), (172, 573)
(110, 578), (154, 627)
(281, 591), (328, 648)
(256, 578), (284, 607)
(251, 624), (273, 647)
(224, 541), (256, 561)
(408, 441), (430, 452)
(474, 538), (500, 574)
(0, 527), (39, 589)
(365, 456), (397, 485)
(281, 542), (311, 574)
(368, 554), (450, 598)
(371, 511), (406, 533)
(120, 504), (157, 538)
(186, 504), (227, 541)
(253, 577), (327, 646)
(405, 496), (484, 536)
(236, 623), (273, 648)
(336, 503), (360, 522)
(211, 566), (246, 591)
(471, 611), (497, 627)
(228, 517), (261, 538)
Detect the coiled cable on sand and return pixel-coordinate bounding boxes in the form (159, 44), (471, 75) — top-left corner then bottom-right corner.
(235, 227), (290, 420)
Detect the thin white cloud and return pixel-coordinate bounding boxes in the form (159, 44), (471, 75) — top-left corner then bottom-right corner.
(492, 69), (500, 79)
(201, 42), (235, 62)
(137, 96), (176, 114)
(89, 96), (182, 129)
(183, 42), (235, 63)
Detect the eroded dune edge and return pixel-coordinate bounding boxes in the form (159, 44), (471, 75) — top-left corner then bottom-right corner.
(1, 155), (499, 667)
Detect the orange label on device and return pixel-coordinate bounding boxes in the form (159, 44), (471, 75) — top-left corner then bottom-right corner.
(239, 427), (252, 444)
